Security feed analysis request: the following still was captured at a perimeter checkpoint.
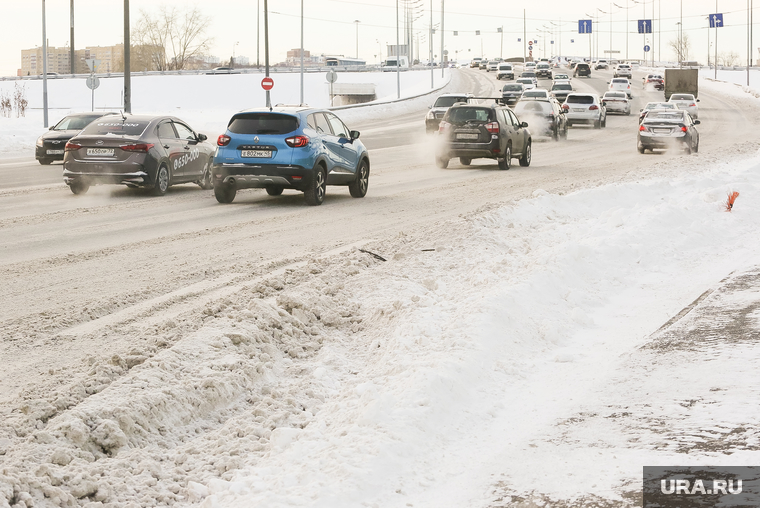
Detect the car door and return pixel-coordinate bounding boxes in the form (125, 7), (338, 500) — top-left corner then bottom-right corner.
(173, 121), (203, 181)
(312, 112), (341, 173)
(507, 109), (526, 154)
(324, 113), (357, 184)
(156, 120), (186, 178)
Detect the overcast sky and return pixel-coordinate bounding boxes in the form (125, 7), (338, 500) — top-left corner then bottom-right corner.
(1, 0), (756, 76)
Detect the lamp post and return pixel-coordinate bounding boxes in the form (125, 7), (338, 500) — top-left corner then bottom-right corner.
(300, 1), (304, 105)
(232, 41), (239, 67)
(354, 20), (360, 59)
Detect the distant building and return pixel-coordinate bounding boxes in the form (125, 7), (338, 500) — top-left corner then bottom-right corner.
(285, 48), (321, 66)
(20, 44), (124, 75)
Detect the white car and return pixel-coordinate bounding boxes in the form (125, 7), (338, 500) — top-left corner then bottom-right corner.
(601, 91), (631, 115)
(614, 64), (632, 78)
(668, 93), (699, 119)
(639, 101), (677, 123)
(525, 61), (537, 70)
(496, 63), (515, 80)
(608, 78), (632, 98)
(553, 73), (571, 81)
(516, 77), (536, 90)
(487, 61), (500, 72)
(521, 89), (551, 100)
(562, 92), (606, 128)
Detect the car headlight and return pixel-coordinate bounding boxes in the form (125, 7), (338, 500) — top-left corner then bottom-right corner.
(426, 110), (435, 120)
(36, 137), (44, 148)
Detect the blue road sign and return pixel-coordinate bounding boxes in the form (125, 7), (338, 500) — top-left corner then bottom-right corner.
(518, 38), (521, 42)
(709, 13), (724, 28)
(638, 19), (652, 34)
(579, 20), (592, 34)
(644, 45), (651, 52)
(571, 39), (575, 43)
(551, 40), (554, 44)
(528, 45), (533, 50)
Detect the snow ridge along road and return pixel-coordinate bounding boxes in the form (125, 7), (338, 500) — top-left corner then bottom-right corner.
(1, 69), (760, 507)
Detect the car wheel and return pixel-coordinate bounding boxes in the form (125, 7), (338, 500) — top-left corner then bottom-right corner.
(552, 126), (559, 141)
(69, 180), (89, 195)
(348, 159), (369, 198)
(601, 115), (607, 128)
(693, 138), (699, 153)
(304, 165), (327, 206)
(38, 159), (53, 165)
(519, 142), (531, 167)
(265, 185), (284, 196)
(435, 157), (449, 169)
(459, 157), (471, 166)
(198, 157), (214, 190)
(214, 182), (236, 203)
(498, 145), (512, 170)
(638, 144), (646, 154)
(594, 119), (601, 129)
(152, 165), (170, 196)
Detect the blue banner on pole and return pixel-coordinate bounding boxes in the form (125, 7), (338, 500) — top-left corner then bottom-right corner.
(637, 19), (652, 34)
(709, 13), (724, 28)
(578, 20), (592, 34)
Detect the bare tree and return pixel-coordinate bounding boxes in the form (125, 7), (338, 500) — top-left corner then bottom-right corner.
(719, 51), (740, 66)
(669, 33), (691, 63)
(133, 5), (213, 71)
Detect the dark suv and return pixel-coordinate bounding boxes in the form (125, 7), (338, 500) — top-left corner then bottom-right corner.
(426, 93), (473, 133)
(213, 107), (369, 206)
(574, 63), (591, 77)
(435, 102), (532, 170)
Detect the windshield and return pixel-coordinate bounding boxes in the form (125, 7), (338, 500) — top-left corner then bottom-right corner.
(605, 93), (626, 98)
(521, 72), (536, 77)
(434, 96), (468, 108)
(515, 101), (552, 114)
(503, 85), (523, 91)
(228, 113), (299, 135)
(81, 119), (150, 136)
(646, 103), (674, 110)
(446, 107), (494, 124)
(54, 115), (104, 131)
(646, 111), (685, 120)
(612, 79), (628, 83)
(499, 65), (511, 70)
(566, 95), (595, 104)
(670, 94), (694, 101)
(552, 84), (572, 90)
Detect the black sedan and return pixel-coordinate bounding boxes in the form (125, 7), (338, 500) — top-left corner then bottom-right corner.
(62, 115), (215, 195)
(36, 112), (116, 165)
(637, 110), (700, 154)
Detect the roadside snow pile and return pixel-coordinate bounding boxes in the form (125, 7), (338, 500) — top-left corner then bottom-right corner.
(4, 144), (758, 508)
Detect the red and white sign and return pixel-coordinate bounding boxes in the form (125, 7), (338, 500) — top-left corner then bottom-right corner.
(261, 77), (274, 91)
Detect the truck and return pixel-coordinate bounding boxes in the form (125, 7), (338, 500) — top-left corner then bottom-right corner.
(381, 56), (409, 71)
(664, 68), (698, 101)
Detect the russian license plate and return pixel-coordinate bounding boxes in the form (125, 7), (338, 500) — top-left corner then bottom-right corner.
(241, 150), (272, 158)
(46, 150), (64, 155)
(86, 148), (114, 156)
(573, 108), (585, 112)
(653, 128), (671, 134)
(456, 133), (479, 140)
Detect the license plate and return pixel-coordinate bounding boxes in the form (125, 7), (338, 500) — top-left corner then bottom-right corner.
(241, 150), (272, 158)
(86, 148), (114, 156)
(46, 150), (64, 155)
(456, 133), (479, 140)
(573, 108), (585, 112)
(653, 129), (671, 134)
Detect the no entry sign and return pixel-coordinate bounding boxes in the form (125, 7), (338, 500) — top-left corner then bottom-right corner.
(261, 77), (274, 90)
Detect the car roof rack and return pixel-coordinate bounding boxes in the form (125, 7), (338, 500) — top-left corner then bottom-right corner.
(460, 97), (508, 106)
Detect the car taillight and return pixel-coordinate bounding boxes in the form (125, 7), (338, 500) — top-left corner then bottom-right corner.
(438, 121), (450, 133)
(485, 122), (499, 133)
(589, 105), (599, 110)
(562, 104), (569, 110)
(120, 143), (154, 152)
(689, 103), (696, 107)
(639, 125), (647, 131)
(627, 85), (631, 88)
(217, 134), (231, 146)
(285, 135), (310, 148)
(64, 142), (81, 151)
(680, 126), (688, 132)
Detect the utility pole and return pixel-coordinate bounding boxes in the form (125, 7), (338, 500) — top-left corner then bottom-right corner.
(124, 0), (131, 113)
(264, 0), (271, 108)
(42, 0), (48, 127)
(257, 0), (260, 67)
(430, 0), (433, 88)
(396, 0), (400, 98)
(523, 9), (527, 63)
(70, 0), (75, 74)
(354, 20), (360, 59)
(300, 0), (304, 105)
(441, 0), (445, 77)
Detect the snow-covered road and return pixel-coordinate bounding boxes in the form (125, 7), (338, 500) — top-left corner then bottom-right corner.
(1, 70), (760, 507)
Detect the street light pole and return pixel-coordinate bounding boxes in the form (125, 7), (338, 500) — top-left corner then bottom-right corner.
(70, 0), (75, 74)
(396, 0), (400, 98)
(430, 0), (433, 88)
(124, 0), (131, 113)
(264, 0), (271, 108)
(300, 1), (304, 105)
(441, 0), (445, 77)
(257, 0), (260, 67)
(42, 0), (48, 127)
(354, 20), (360, 59)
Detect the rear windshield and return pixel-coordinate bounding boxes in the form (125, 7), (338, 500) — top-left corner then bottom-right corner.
(522, 91), (547, 98)
(645, 103), (674, 110)
(552, 84), (572, 90)
(646, 111), (684, 120)
(503, 85), (523, 91)
(521, 72), (536, 77)
(515, 101), (551, 114)
(605, 92), (626, 98)
(566, 95), (595, 104)
(517, 79), (533, 84)
(434, 96), (468, 108)
(670, 94), (694, 101)
(499, 65), (512, 70)
(612, 79), (628, 83)
(577, 64), (589, 69)
(228, 113), (299, 135)
(54, 115), (104, 131)
(81, 119), (149, 136)
(446, 107), (495, 124)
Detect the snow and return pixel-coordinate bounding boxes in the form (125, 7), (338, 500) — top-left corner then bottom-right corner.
(0, 69), (449, 157)
(2, 71), (760, 507)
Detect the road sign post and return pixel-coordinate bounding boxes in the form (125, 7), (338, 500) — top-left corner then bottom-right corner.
(86, 75), (100, 111)
(710, 13), (723, 79)
(579, 20), (592, 62)
(326, 70), (337, 106)
(261, 77), (274, 90)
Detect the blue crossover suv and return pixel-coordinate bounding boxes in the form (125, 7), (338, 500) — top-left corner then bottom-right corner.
(213, 106), (370, 205)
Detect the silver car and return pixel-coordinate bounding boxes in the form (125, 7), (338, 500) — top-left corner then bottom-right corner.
(562, 93), (606, 128)
(601, 91), (631, 115)
(668, 93), (699, 119)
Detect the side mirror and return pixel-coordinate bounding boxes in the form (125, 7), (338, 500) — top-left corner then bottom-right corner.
(198, 133), (208, 142)
(521, 121), (529, 128)
(696, 99), (700, 102)
(694, 120), (701, 125)
(49, 126), (54, 130)
(350, 130), (360, 140)
(639, 109), (643, 112)
(429, 105), (432, 109)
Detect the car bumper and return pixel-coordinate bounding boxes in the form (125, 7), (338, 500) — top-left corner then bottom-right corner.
(426, 117), (444, 131)
(36, 146), (66, 161)
(213, 163), (312, 190)
(638, 132), (687, 148)
(438, 139), (503, 159)
(63, 168), (150, 187)
(565, 112), (600, 123)
(604, 102), (629, 112)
